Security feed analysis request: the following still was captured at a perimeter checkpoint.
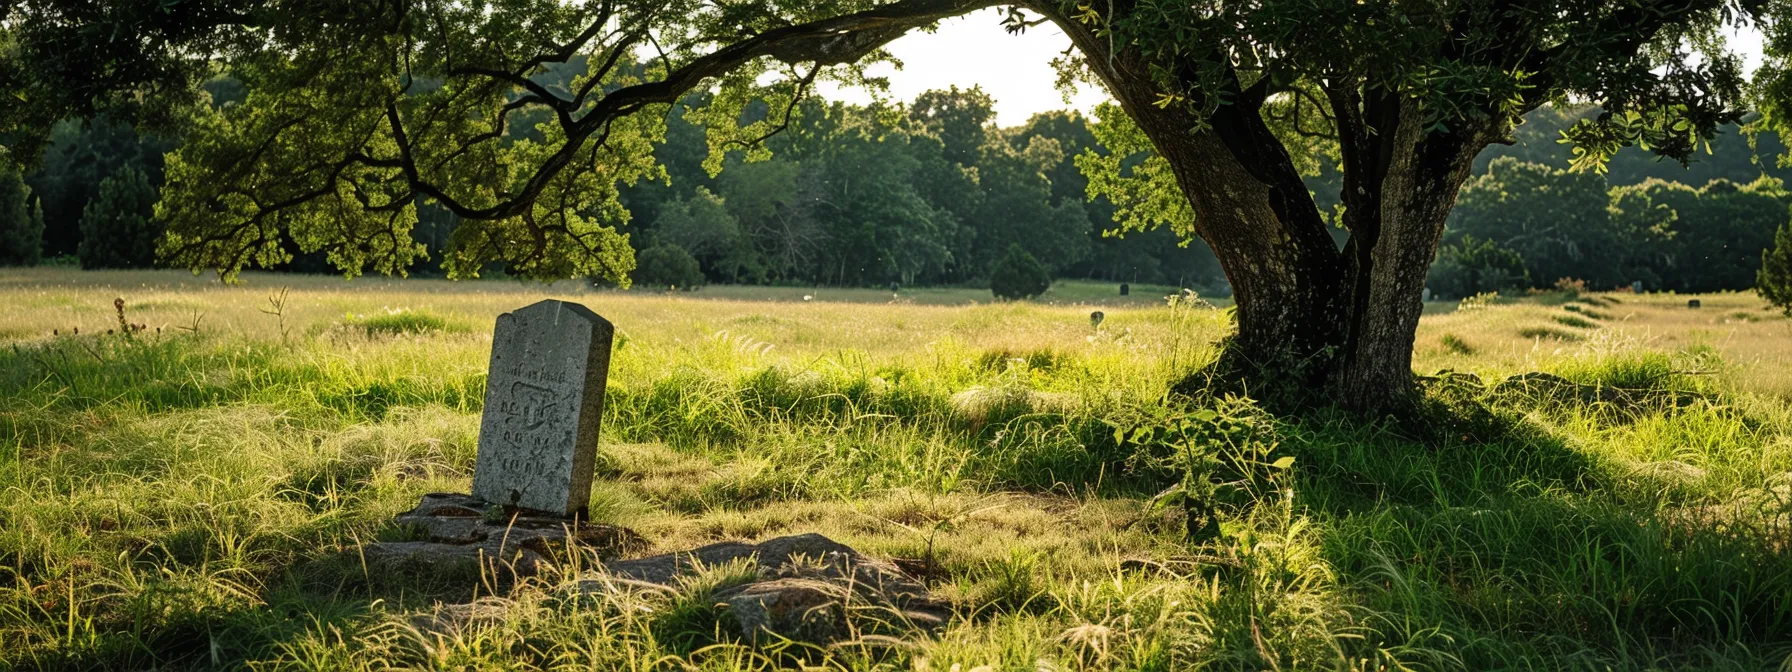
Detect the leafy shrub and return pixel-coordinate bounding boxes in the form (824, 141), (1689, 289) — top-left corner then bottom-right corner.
(0, 152), (43, 266)
(990, 244), (1051, 300)
(633, 243), (705, 289)
(78, 166), (161, 269)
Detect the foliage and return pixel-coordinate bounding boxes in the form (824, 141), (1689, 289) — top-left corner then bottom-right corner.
(1437, 154), (1790, 295)
(989, 243), (1050, 300)
(1428, 235), (1528, 300)
(1612, 177), (1789, 293)
(633, 243), (706, 289)
(911, 85), (993, 167)
(652, 188), (762, 283)
(1759, 218), (1792, 315)
(0, 152), (43, 266)
(1448, 157), (1620, 288)
(77, 166), (161, 269)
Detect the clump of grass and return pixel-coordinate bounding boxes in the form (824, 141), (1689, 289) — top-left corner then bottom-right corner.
(1552, 314), (1598, 329)
(1563, 303), (1611, 320)
(343, 308), (456, 336)
(1555, 350), (1680, 390)
(1440, 333), (1474, 355)
(1726, 310), (1762, 322)
(1518, 326), (1583, 341)
(976, 348), (1060, 372)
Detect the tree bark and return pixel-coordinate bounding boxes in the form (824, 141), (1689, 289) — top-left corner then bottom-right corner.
(1334, 98), (1492, 405)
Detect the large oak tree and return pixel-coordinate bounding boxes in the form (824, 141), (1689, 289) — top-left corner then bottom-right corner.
(0, 0), (1772, 408)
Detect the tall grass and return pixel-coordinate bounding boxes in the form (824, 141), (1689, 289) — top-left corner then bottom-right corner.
(2, 270), (1791, 669)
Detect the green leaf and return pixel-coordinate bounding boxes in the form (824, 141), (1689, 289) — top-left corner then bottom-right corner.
(1269, 456), (1296, 470)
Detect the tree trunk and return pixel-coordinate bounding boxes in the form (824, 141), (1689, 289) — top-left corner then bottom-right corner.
(1334, 100), (1492, 405)
(1043, 7), (1494, 411)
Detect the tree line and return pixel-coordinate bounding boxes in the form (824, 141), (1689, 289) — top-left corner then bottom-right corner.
(1430, 106), (1792, 299)
(5, 95), (1792, 304)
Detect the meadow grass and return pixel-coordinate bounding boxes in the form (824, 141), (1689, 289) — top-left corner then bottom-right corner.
(1, 270), (1790, 670)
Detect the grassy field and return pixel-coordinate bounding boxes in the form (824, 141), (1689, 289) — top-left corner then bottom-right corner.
(2, 268), (1791, 670)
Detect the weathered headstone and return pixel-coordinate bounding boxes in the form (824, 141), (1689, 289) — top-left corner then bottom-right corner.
(889, 281), (901, 294)
(1422, 287), (1433, 302)
(1688, 299), (1701, 309)
(1090, 310), (1105, 327)
(1119, 283), (1130, 296)
(1632, 280), (1644, 293)
(473, 300), (613, 515)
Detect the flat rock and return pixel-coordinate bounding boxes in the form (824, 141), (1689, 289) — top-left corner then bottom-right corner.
(720, 579), (852, 644)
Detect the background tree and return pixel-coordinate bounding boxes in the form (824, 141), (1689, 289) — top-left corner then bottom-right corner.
(1760, 218), (1792, 314)
(25, 117), (173, 259)
(652, 187), (763, 283)
(1612, 178), (1789, 293)
(78, 166), (161, 269)
(1426, 236), (1528, 300)
(969, 133), (1089, 275)
(1447, 157), (1620, 288)
(911, 86), (994, 168)
(0, 152), (44, 266)
(632, 243), (706, 289)
(990, 243), (1051, 300)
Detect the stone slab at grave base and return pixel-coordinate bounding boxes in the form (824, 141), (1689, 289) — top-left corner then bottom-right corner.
(363, 493), (644, 580)
(586, 533), (951, 644)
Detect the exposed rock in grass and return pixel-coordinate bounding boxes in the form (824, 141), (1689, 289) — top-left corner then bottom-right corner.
(586, 532), (949, 644)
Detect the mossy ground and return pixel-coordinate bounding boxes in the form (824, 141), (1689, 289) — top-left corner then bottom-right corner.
(2, 270), (1790, 670)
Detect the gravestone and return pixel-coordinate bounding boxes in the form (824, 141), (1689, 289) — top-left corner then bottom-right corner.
(1632, 280), (1644, 293)
(1119, 283), (1130, 296)
(473, 300), (614, 515)
(1090, 311), (1105, 328)
(1688, 299), (1701, 309)
(889, 281), (900, 294)
(1422, 287), (1433, 302)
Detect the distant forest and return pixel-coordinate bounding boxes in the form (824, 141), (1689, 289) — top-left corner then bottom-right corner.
(6, 75), (1792, 296)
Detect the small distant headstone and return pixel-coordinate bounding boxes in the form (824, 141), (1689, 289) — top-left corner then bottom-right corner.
(1090, 311), (1105, 327)
(473, 299), (614, 515)
(889, 281), (900, 294)
(1119, 283), (1130, 296)
(1687, 299), (1701, 309)
(1632, 280), (1644, 293)
(1422, 287), (1433, 302)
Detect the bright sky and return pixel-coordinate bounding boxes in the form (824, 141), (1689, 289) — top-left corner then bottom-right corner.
(817, 9), (1108, 127)
(821, 10), (1774, 128)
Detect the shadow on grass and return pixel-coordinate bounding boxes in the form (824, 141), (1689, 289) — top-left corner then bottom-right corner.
(1273, 390), (1792, 666)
